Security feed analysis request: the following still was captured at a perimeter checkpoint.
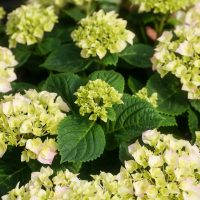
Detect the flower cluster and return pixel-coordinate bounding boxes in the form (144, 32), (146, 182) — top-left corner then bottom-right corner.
(136, 87), (158, 107)
(0, 46), (18, 93)
(71, 0), (92, 6)
(152, 26), (200, 99)
(74, 79), (123, 122)
(71, 10), (135, 59)
(0, 89), (69, 164)
(132, 0), (197, 14)
(6, 4), (58, 48)
(0, 7), (6, 19)
(3, 129), (200, 199)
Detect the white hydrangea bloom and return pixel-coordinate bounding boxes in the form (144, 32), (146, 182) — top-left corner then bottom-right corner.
(0, 46), (18, 93)
(0, 89), (69, 164)
(3, 129), (200, 199)
(152, 25), (200, 99)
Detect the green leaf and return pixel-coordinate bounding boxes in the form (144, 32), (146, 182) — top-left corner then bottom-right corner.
(147, 73), (189, 115)
(188, 109), (199, 140)
(119, 142), (132, 163)
(58, 116), (106, 162)
(127, 76), (143, 94)
(100, 53), (118, 66)
(35, 38), (61, 56)
(0, 149), (31, 196)
(159, 114), (177, 127)
(64, 7), (86, 21)
(89, 70), (125, 93)
(107, 108), (116, 121)
(41, 44), (91, 73)
(105, 94), (163, 144)
(42, 73), (84, 111)
(11, 82), (36, 93)
(190, 100), (200, 113)
(12, 45), (31, 68)
(119, 44), (154, 68)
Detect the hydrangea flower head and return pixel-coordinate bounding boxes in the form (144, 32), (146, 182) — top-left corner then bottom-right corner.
(0, 7), (6, 20)
(132, 0), (197, 14)
(6, 4), (58, 48)
(74, 79), (123, 122)
(0, 46), (18, 93)
(4, 130), (200, 199)
(71, 10), (135, 59)
(152, 26), (200, 99)
(136, 87), (158, 107)
(0, 89), (69, 164)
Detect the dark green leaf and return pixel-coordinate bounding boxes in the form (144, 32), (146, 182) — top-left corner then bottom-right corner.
(41, 44), (91, 73)
(119, 142), (132, 163)
(0, 149), (31, 196)
(188, 108), (199, 140)
(42, 73), (84, 111)
(11, 82), (36, 93)
(89, 70), (125, 93)
(105, 94), (163, 144)
(147, 73), (189, 115)
(190, 100), (200, 113)
(159, 114), (177, 127)
(12, 45), (31, 68)
(119, 44), (154, 68)
(35, 38), (61, 56)
(64, 7), (86, 21)
(58, 116), (105, 162)
(127, 76), (143, 94)
(100, 53), (118, 66)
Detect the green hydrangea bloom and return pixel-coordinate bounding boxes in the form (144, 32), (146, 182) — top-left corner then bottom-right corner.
(74, 79), (123, 122)
(71, 10), (135, 59)
(0, 89), (69, 164)
(152, 24), (200, 99)
(131, 0), (197, 14)
(0, 46), (18, 93)
(3, 130), (200, 199)
(6, 4), (58, 48)
(0, 7), (6, 20)
(136, 87), (158, 107)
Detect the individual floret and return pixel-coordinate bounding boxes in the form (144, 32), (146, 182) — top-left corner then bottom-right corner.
(74, 79), (123, 122)
(6, 4), (58, 48)
(0, 46), (18, 93)
(71, 10), (135, 59)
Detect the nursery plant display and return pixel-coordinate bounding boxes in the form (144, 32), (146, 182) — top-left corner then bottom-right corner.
(0, 0), (200, 199)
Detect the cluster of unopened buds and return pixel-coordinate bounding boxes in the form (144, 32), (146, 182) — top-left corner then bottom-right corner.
(3, 129), (200, 199)
(0, 89), (69, 164)
(74, 79), (123, 122)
